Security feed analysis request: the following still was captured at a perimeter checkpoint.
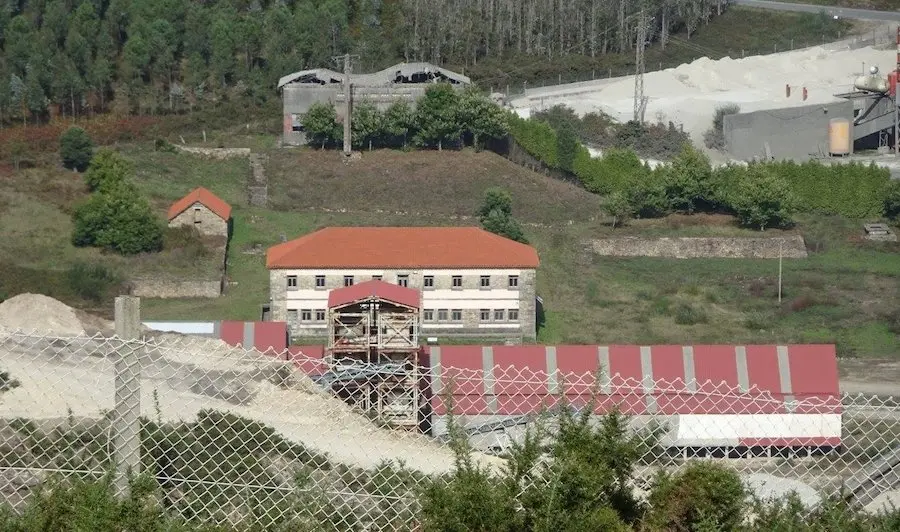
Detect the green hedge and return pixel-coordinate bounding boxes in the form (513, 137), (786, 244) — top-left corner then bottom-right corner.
(507, 114), (892, 220)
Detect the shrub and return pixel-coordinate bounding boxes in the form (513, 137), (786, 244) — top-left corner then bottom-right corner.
(302, 102), (341, 149)
(59, 126), (94, 172)
(644, 461), (746, 532)
(351, 100), (385, 151)
(67, 262), (120, 303)
(885, 179), (900, 221)
(477, 187), (527, 243)
(556, 122), (579, 172)
(625, 172), (671, 218)
(71, 183), (164, 255)
(154, 137), (176, 152)
(83, 148), (131, 193)
(673, 303), (709, 325)
(726, 165), (799, 230)
(665, 144), (715, 213)
(508, 114), (559, 168)
(704, 103), (741, 150)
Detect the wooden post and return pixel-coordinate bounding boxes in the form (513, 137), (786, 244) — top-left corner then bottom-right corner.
(777, 241), (783, 304)
(112, 296), (142, 498)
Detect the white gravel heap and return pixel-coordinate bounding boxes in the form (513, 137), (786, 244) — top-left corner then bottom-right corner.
(0, 293), (86, 336)
(516, 45), (896, 148)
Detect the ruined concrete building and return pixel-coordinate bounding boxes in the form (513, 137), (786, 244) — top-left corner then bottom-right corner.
(277, 62), (470, 146)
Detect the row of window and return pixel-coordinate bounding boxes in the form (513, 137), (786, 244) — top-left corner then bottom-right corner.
(286, 274), (520, 290)
(286, 308), (521, 323)
(423, 309), (520, 322)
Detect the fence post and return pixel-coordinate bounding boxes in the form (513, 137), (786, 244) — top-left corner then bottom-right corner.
(112, 296), (142, 498)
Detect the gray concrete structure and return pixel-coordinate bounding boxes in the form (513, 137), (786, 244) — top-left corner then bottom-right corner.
(723, 99), (855, 161)
(278, 62), (470, 146)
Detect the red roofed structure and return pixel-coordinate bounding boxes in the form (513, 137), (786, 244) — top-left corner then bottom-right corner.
(167, 187), (232, 237)
(327, 279), (421, 310)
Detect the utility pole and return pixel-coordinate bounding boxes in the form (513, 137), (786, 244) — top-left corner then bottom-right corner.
(633, 9), (651, 123)
(334, 53), (358, 157)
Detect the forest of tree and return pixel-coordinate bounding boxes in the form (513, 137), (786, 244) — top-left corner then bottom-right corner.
(0, 0), (730, 124)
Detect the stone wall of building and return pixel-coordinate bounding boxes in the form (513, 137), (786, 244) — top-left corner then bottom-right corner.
(168, 203), (228, 237)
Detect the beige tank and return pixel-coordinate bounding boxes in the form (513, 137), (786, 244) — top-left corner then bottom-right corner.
(853, 74), (888, 93)
(828, 118), (851, 156)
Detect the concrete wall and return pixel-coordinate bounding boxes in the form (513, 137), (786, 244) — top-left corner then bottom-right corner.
(168, 202), (228, 237)
(723, 100), (855, 162)
(282, 84), (456, 146)
(130, 277), (224, 298)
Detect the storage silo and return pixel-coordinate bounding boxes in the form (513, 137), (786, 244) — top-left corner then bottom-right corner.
(828, 118), (851, 156)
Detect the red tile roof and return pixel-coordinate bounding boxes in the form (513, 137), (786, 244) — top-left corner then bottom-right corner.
(328, 280), (421, 309)
(266, 227), (540, 269)
(167, 187), (232, 222)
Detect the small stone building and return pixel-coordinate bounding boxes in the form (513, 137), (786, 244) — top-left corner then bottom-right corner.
(167, 187), (232, 237)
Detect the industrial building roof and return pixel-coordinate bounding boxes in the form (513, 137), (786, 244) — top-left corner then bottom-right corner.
(277, 61), (471, 89)
(167, 187), (232, 221)
(266, 227), (540, 269)
(425, 344), (841, 417)
(327, 280), (421, 309)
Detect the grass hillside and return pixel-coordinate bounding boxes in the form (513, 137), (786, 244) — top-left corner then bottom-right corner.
(1, 139), (898, 357)
(779, 0), (898, 10)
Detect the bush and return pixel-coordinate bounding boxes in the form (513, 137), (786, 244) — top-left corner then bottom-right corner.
(726, 165), (799, 230)
(625, 174), (671, 218)
(665, 145), (715, 213)
(67, 262), (120, 303)
(704, 104), (741, 150)
(644, 461), (746, 532)
(72, 183), (164, 255)
(602, 191), (634, 228)
(83, 148), (131, 193)
(302, 102), (341, 149)
(885, 180), (900, 221)
(59, 126), (94, 172)
(154, 137), (176, 152)
(477, 187), (527, 243)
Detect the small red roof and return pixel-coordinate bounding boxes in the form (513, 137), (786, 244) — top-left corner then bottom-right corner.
(266, 227), (540, 269)
(167, 187), (232, 222)
(328, 280), (421, 309)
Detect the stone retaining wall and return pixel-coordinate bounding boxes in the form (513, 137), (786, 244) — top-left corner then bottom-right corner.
(589, 235), (808, 259)
(129, 277), (225, 298)
(174, 146), (251, 159)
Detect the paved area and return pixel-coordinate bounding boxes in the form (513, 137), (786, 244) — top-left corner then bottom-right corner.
(734, 0), (900, 21)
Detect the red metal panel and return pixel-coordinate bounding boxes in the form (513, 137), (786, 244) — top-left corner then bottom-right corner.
(593, 394), (647, 415)
(254, 321), (288, 353)
(431, 395), (488, 416)
(692, 345), (739, 388)
(555, 345), (599, 377)
(288, 346), (327, 375)
(650, 345), (686, 384)
(219, 321), (245, 347)
(496, 394), (557, 415)
(788, 345), (839, 396)
(607, 345), (643, 382)
(493, 346), (548, 396)
(436, 346), (484, 396)
(792, 396), (843, 415)
(744, 345), (782, 395)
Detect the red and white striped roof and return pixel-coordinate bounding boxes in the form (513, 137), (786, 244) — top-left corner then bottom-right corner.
(425, 345), (841, 417)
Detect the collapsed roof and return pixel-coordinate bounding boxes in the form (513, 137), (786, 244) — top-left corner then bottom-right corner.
(277, 62), (471, 90)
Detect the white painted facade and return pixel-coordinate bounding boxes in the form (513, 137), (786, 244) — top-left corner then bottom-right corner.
(278, 268), (528, 333)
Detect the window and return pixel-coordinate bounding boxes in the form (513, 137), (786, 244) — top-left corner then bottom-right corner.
(451, 309), (462, 322)
(343, 275), (354, 287)
(438, 309), (448, 321)
(397, 274), (409, 287)
(315, 275), (326, 288)
(423, 275), (434, 289)
(423, 309), (434, 321)
(372, 275), (383, 281)
(452, 275), (463, 289)
(193, 207), (202, 224)
(300, 309), (312, 321)
(315, 309), (326, 321)
(508, 275), (519, 288)
(480, 275), (491, 289)
(508, 309), (519, 321)
(480, 309), (490, 321)
(287, 309), (298, 321)
(494, 309), (505, 321)
(287, 276), (298, 290)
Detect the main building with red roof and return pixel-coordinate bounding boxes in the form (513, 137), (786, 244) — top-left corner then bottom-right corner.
(266, 226), (540, 341)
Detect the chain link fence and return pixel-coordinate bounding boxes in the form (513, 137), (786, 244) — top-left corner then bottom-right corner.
(1, 323), (899, 529)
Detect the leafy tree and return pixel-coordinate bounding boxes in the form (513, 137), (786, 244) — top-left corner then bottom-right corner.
(726, 165), (799, 230)
(302, 102), (341, 149)
(414, 83), (461, 151)
(84, 149), (131, 192)
(457, 87), (508, 150)
(351, 100), (384, 150)
(59, 127), (94, 172)
(602, 191), (634, 228)
(71, 181), (164, 255)
(665, 144), (715, 213)
(384, 100), (416, 148)
(477, 187), (527, 244)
